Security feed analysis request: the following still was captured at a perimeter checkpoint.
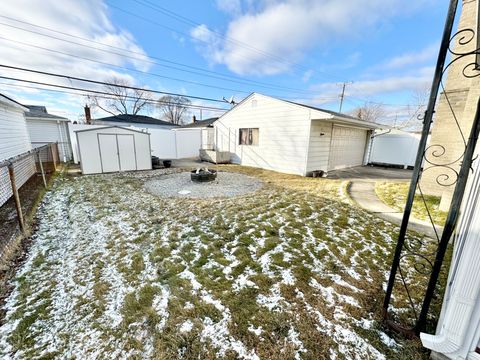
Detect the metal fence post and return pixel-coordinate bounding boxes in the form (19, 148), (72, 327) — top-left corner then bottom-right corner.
(7, 163), (25, 233)
(37, 151), (47, 188)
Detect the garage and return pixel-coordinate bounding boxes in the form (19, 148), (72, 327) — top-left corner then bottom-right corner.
(328, 125), (368, 170)
(76, 126), (152, 174)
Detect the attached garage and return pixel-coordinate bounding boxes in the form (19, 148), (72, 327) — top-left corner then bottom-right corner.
(328, 126), (368, 170)
(76, 126), (151, 175)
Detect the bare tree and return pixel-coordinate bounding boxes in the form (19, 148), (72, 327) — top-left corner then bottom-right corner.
(396, 86), (430, 130)
(89, 77), (151, 116)
(157, 95), (191, 125)
(350, 102), (387, 123)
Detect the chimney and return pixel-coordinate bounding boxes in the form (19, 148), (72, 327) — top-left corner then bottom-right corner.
(84, 105), (91, 124)
(192, 115), (197, 123)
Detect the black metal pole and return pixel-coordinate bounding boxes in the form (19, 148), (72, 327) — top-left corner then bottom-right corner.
(383, 0), (459, 316)
(415, 98), (480, 333)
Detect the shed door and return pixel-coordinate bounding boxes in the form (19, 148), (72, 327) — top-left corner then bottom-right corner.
(117, 135), (137, 171)
(98, 134), (120, 173)
(329, 126), (367, 170)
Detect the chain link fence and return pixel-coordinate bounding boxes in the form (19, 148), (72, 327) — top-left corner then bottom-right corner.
(0, 143), (59, 260)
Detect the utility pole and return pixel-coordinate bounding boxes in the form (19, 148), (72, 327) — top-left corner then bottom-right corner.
(338, 82), (352, 113)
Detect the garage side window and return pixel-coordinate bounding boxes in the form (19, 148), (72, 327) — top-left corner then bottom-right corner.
(239, 128), (259, 146)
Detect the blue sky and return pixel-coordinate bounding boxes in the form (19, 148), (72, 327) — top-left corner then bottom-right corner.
(0, 0), (448, 125)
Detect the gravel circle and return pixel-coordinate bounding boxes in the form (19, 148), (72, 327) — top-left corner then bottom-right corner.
(144, 171), (263, 198)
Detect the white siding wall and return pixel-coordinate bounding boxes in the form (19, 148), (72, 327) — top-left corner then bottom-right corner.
(0, 103), (35, 207)
(306, 121), (333, 173)
(0, 105), (31, 161)
(26, 119), (72, 162)
(214, 93), (312, 176)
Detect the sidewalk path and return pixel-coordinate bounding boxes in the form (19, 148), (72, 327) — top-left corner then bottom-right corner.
(348, 181), (442, 239)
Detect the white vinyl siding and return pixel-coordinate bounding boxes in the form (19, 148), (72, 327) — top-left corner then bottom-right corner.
(0, 102), (35, 207)
(306, 121), (333, 173)
(328, 125), (368, 170)
(0, 105), (32, 161)
(214, 93), (312, 176)
(26, 119), (72, 162)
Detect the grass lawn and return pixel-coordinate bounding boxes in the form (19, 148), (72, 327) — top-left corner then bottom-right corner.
(0, 166), (444, 359)
(375, 182), (448, 226)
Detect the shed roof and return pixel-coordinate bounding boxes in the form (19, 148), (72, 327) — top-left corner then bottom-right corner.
(94, 114), (178, 127)
(25, 105), (69, 121)
(74, 125), (150, 135)
(178, 117), (218, 128)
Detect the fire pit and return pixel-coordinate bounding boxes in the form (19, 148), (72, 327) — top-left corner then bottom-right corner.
(191, 168), (217, 182)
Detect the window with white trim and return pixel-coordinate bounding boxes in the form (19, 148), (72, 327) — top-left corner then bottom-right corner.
(239, 128), (259, 146)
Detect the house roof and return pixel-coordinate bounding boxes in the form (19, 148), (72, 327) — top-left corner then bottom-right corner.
(0, 93), (28, 111)
(25, 105), (69, 121)
(94, 114), (178, 127)
(178, 117), (218, 128)
(220, 93), (383, 129)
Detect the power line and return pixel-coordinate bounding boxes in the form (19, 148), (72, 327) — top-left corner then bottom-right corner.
(131, 0), (343, 81)
(0, 20), (320, 95)
(0, 64), (233, 104)
(0, 81), (227, 113)
(0, 15), (320, 94)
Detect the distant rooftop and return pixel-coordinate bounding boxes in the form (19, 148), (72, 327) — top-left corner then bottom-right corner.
(25, 105), (68, 120)
(179, 117), (218, 128)
(94, 114), (178, 127)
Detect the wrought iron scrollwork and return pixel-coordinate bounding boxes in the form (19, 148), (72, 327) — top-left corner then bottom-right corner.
(383, 0), (480, 336)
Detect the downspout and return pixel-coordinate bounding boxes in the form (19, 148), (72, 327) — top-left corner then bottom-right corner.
(303, 109), (312, 176)
(57, 120), (66, 162)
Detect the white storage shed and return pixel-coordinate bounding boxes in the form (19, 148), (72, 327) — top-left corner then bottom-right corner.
(76, 126), (152, 175)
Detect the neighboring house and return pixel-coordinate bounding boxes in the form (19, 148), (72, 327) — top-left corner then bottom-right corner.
(420, 142), (480, 359)
(0, 93), (34, 207)
(368, 129), (422, 169)
(0, 94), (31, 161)
(25, 105), (72, 162)
(94, 114), (178, 130)
(178, 117), (218, 129)
(213, 93), (380, 176)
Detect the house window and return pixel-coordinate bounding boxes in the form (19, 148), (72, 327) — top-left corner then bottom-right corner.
(239, 128), (259, 146)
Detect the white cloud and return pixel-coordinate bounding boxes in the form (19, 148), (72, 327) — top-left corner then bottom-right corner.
(0, 0), (151, 117)
(192, 0), (432, 76)
(380, 43), (439, 70)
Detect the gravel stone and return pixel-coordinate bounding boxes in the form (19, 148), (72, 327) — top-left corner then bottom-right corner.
(144, 171), (263, 198)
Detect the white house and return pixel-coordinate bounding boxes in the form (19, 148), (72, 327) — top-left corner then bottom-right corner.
(0, 93), (34, 207)
(25, 105), (72, 162)
(213, 93), (380, 176)
(420, 144), (480, 359)
(94, 114), (179, 130)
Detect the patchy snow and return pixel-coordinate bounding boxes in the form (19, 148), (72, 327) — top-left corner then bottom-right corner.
(179, 320), (194, 333)
(0, 171), (416, 359)
(248, 324), (263, 336)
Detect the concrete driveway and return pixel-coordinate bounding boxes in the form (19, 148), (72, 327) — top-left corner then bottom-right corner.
(327, 165), (413, 181)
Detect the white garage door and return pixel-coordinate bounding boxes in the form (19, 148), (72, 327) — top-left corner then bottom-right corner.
(329, 126), (367, 170)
